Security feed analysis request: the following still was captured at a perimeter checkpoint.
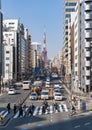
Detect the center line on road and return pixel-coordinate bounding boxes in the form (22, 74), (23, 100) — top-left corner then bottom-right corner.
(84, 122), (91, 126)
(74, 125), (80, 129)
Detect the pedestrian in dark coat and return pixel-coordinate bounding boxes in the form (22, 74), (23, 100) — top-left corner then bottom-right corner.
(19, 106), (23, 117)
(13, 104), (17, 114)
(7, 103), (11, 114)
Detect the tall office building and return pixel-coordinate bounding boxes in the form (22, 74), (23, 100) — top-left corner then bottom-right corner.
(64, 0), (78, 82)
(0, 0), (3, 84)
(3, 19), (28, 82)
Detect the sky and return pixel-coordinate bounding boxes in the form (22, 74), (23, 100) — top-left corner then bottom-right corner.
(2, 0), (64, 59)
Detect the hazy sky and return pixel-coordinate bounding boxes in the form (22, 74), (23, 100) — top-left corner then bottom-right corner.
(2, 0), (64, 59)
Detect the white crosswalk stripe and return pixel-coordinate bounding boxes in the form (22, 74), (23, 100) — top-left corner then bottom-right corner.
(0, 103), (68, 119)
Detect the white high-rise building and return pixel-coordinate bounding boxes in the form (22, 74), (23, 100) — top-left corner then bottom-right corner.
(80, 0), (92, 92)
(71, 1), (81, 90)
(0, 0), (3, 83)
(3, 19), (27, 82)
(31, 42), (42, 69)
(64, 0), (78, 81)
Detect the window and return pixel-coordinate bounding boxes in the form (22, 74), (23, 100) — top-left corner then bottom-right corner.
(9, 22), (14, 25)
(65, 8), (75, 12)
(65, 2), (76, 6)
(65, 14), (71, 18)
(6, 64), (9, 66)
(6, 51), (9, 54)
(6, 57), (9, 60)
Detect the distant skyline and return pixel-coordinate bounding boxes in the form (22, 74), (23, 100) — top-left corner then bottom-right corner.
(2, 0), (64, 59)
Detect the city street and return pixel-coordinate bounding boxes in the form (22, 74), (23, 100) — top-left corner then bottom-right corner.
(1, 111), (92, 130)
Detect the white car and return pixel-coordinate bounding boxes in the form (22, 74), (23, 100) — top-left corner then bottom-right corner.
(53, 88), (61, 96)
(45, 81), (50, 87)
(29, 92), (38, 100)
(8, 89), (16, 95)
(54, 93), (63, 101)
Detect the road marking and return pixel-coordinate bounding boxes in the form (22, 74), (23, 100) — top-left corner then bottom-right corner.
(33, 106), (39, 116)
(0, 110), (5, 115)
(3, 111), (8, 118)
(21, 128), (28, 130)
(59, 104), (63, 112)
(49, 105), (53, 114)
(63, 117), (70, 121)
(38, 106), (42, 115)
(37, 124), (44, 127)
(74, 125), (80, 129)
(63, 104), (68, 112)
(84, 122), (91, 126)
(13, 111), (19, 119)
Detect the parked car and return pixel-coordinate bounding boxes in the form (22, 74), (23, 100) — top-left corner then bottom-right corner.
(29, 92), (38, 100)
(8, 88), (16, 95)
(54, 93), (63, 101)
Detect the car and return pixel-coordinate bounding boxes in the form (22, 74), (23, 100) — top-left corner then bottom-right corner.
(53, 88), (61, 96)
(45, 81), (50, 87)
(29, 92), (38, 100)
(54, 93), (63, 101)
(8, 89), (16, 95)
(41, 89), (49, 100)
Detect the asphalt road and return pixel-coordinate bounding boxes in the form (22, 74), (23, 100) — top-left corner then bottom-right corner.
(0, 87), (31, 109)
(1, 112), (92, 130)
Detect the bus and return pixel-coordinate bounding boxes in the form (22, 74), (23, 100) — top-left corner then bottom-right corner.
(22, 81), (31, 90)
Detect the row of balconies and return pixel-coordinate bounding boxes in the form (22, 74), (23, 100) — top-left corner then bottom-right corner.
(85, 4), (92, 11)
(85, 13), (92, 20)
(85, 0), (92, 2)
(85, 32), (92, 38)
(85, 22), (92, 29)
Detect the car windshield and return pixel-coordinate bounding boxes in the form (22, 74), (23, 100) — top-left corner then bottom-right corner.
(31, 93), (36, 96)
(42, 92), (48, 95)
(55, 93), (61, 96)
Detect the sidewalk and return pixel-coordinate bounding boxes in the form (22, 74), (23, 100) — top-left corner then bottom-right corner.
(61, 80), (92, 112)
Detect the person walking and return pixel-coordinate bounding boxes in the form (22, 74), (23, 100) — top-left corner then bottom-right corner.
(13, 104), (17, 114)
(19, 105), (23, 117)
(7, 103), (11, 114)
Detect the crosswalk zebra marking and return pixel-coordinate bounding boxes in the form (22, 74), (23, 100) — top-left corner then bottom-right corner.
(0, 103), (69, 119)
(63, 104), (68, 112)
(38, 106), (42, 115)
(13, 111), (19, 119)
(59, 104), (63, 112)
(49, 105), (53, 114)
(0, 110), (5, 115)
(3, 111), (8, 118)
(33, 106), (39, 116)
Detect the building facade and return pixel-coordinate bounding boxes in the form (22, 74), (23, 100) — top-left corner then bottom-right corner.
(64, 0), (78, 82)
(0, 0), (3, 85)
(3, 19), (28, 82)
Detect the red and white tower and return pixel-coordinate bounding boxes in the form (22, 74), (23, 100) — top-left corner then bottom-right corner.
(42, 32), (48, 68)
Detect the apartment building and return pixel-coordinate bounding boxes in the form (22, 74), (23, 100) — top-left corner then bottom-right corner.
(0, 0), (3, 84)
(64, 0), (78, 82)
(71, 1), (81, 90)
(80, 0), (92, 92)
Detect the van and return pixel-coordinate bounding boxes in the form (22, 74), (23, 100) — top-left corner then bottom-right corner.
(22, 81), (31, 90)
(45, 81), (50, 87)
(41, 89), (49, 100)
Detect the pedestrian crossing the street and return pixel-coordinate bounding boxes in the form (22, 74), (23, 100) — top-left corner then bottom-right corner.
(0, 103), (68, 120)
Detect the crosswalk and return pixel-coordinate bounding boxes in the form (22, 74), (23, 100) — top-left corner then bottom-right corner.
(0, 103), (68, 120)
